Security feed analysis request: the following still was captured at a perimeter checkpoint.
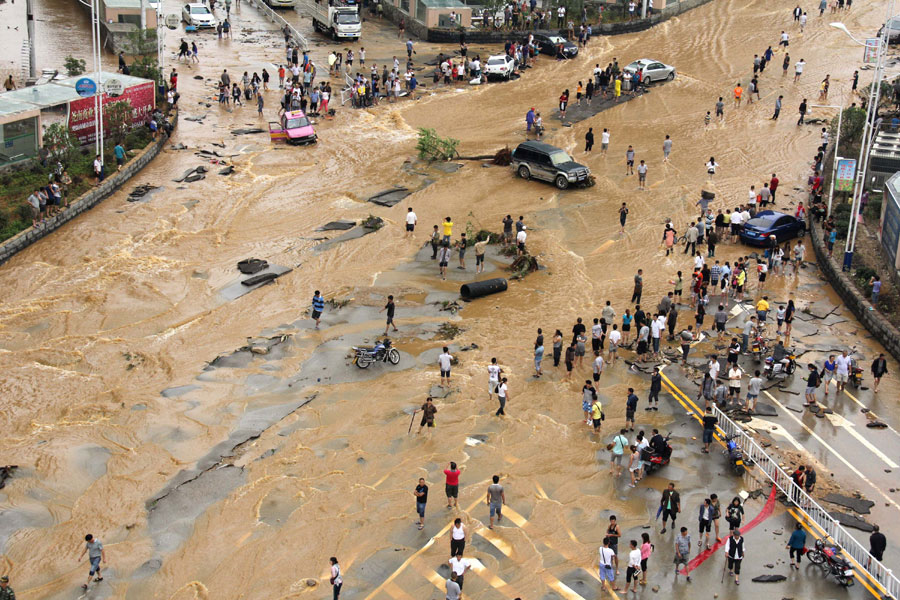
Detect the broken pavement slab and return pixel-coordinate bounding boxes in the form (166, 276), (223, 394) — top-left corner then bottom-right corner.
(219, 265), (293, 301)
(316, 220), (357, 231)
(829, 511), (875, 532)
(823, 493), (875, 514)
(368, 187), (411, 207)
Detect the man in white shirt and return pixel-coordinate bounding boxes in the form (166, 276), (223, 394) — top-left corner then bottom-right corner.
(601, 128), (610, 155)
(405, 207), (417, 238)
(607, 325), (622, 362)
(651, 316), (663, 357)
(730, 210), (744, 243)
(438, 347), (453, 388)
(794, 59), (805, 83)
(592, 318), (604, 354)
(516, 227), (527, 256)
(448, 552), (470, 592)
(748, 186), (757, 205)
(834, 350), (852, 393)
(708, 356), (720, 381)
(627, 539), (642, 592)
(487, 358), (502, 400)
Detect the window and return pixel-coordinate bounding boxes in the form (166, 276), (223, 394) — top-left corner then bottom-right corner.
(548, 150), (572, 166)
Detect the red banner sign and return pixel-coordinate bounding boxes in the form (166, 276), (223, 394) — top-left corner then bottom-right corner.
(67, 81), (156, 145)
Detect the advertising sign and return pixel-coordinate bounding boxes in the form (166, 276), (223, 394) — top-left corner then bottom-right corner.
(75, 77), (97, 97)
(864, 38), (879, 64)
(835, 158), (857, 193)
(104, 78), (125, 97)
(67, 81), (156, 145)
(165, 13), (180, 29)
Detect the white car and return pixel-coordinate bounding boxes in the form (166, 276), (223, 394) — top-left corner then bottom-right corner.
(483, 54), (517, 80)
(182, 3), (217, 27)
(622, 58), (676, 83)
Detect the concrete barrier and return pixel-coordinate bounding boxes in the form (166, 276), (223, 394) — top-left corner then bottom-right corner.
(0, 112), (178, 267)
(808, 219), (900, 363)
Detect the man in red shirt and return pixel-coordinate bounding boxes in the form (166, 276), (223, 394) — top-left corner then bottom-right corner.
(444, 462), (461, 508)
(769, 173), (779, 204)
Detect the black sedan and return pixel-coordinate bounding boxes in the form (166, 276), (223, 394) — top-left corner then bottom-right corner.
(533, 34), (578, 58)
(739, 210), (805, 246)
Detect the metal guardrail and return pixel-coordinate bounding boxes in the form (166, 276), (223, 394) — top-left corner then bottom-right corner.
(245, 0), (309, 50)
(706, 399), (898, 599)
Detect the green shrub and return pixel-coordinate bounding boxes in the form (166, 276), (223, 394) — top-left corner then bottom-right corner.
(832, 202), (852, 239)
(64, 55), (86, 77)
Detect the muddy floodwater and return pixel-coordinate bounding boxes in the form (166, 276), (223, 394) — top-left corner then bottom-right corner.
(1, 0), (899, 597)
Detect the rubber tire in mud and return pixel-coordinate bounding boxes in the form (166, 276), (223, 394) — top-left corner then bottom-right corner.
(766, 370), (774, 380)
(388, 348), (400, 365)
(733, 464), (745, 476)
(518, 165), (531, 180)
(356, 357), (372, 369)
(806, 550), (825, 565)
(555, 175), (569, 190)
(787, 362), (796, 375)
(667, 72), (675, 81)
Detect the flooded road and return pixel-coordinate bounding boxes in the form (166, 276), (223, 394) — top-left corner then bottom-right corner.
(0, 0), (898, 597)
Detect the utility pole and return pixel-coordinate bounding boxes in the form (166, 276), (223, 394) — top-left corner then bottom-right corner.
(140, 0), (147, 30)
(25, 0), (37, 79)
(844, 0), (894, 270)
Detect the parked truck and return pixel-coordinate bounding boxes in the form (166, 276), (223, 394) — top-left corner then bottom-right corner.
(300, 0), (361, 40)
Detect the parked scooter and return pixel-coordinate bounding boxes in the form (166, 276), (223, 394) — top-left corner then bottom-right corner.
(849, 358), (864, 388)
(750, 334), (768, 363)
(353, 338), (400, 369)
(806, 538), (856, 587)
(722, 433), (746, 476)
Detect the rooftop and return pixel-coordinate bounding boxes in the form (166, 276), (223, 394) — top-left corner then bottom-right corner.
(0, 71), (154, 120)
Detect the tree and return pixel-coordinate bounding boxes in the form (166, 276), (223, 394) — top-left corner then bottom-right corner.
(416, 128), (459, 161)
(104, 99), (133, 145)
(64, 55), (87, 77)
(42, 123), (79, 169)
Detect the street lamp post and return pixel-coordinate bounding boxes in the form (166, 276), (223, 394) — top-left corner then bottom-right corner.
(830, 0), (894, 270)
(810, 104), (843, 217)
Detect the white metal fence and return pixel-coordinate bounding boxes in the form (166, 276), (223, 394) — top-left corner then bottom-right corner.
(709, 401), (898, 599)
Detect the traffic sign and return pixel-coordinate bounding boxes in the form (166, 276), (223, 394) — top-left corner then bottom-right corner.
(165, 13), (179, 29)
(104, 78), (125, 97)
(75, 77), (97, 97)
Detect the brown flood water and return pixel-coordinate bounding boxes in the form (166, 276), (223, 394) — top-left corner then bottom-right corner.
(0, 0), (896, 597)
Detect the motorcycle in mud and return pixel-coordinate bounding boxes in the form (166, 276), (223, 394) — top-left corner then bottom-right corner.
(806, 538), (856, 587)
(353, 339), (400, 369)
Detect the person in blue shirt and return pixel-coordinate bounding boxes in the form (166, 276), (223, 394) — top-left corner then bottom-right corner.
(311, 290), (325, 329)
(409, 74), (418, 99)
(827, 228), (837, 258)
(113, 143), (126, 171)
(786, 522), (807, 569)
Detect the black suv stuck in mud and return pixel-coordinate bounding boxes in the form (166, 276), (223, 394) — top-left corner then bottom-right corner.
(511, 141), (591, 189)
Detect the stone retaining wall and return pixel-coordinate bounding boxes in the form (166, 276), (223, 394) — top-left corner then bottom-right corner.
(0, 113), (177, 267)
(808, 219), (900, 363)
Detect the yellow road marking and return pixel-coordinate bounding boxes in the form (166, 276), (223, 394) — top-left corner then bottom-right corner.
(590, 240), (616, 255)
(498, 504), (529, 528)
(789, 508), (887, 600)
(363, 496), (482, 600)
(383, 583), (417, 600)
(544, 574), (588, 600)
(659, 369), (889, 600)
(476, 526), (514, 556)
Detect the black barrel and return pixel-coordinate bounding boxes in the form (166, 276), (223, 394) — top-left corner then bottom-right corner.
(460, 278), (508, 299)
(701, 190), (716, 200)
